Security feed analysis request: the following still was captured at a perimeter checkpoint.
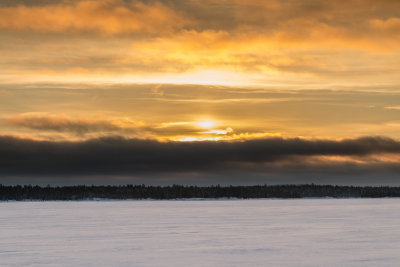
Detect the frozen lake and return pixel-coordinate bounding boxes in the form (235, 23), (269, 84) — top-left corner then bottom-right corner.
(1, 199), (400, 266)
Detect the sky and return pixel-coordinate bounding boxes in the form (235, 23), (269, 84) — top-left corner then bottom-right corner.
(1, 0), (400, 185)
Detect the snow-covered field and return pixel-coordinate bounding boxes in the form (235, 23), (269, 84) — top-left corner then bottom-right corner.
(1, 199), (400, 266)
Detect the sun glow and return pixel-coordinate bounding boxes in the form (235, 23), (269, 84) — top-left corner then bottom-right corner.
(196, 120), (216, 129)
(176, 136), (222, 142)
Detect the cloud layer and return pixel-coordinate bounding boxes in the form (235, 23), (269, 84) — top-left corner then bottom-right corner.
(0, 0), (188, 35)
(1, 0), (399, 45)
(1, 135), (399, 178)
(1, 0), (400, 86)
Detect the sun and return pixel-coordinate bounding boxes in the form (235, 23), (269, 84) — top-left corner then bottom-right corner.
(196, 120), (216, 129)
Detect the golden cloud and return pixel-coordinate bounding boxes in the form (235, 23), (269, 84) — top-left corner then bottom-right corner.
(0, 0), (400, 87)
(3, 113), (284, 142)
(0, 0), (399, 48)
(0, 0), (190, 35)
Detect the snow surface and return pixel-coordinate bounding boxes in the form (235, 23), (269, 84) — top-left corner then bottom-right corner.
(1, 199), (400, 266)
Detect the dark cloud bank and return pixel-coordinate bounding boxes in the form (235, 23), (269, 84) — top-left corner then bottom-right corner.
(1, 136), (400, 185)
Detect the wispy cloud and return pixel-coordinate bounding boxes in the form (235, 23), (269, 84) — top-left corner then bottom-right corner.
(385, 106), (400, 110)
(3, 113), (280, 142)
(6, 113), (124, 134)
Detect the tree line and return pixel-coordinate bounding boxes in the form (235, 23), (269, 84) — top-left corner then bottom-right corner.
(1, 184), (400, 200)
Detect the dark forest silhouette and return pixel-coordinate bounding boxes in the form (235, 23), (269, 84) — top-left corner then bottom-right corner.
(1, 184), (400, 200)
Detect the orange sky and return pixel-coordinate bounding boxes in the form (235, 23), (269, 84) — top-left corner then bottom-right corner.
(1, 0), (400, 184)
(1, 0), (400, 139)
(0, 0), (399, 141)
(0, 0), (399, 87)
